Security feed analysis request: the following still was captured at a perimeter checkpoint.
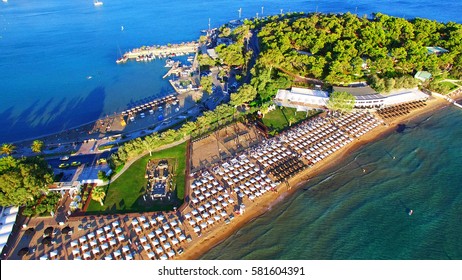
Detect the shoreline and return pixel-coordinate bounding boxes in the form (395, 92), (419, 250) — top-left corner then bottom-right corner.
(178, 97), (449, 260)
(6, 90), (199, 156)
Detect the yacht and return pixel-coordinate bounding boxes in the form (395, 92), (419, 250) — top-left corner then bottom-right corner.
(94, 0), (103, 6)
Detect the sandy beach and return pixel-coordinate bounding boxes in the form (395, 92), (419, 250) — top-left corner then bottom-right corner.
(177, 96), (450, 260)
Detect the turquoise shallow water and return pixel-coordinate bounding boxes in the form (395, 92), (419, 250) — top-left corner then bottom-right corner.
(1, 0), (462, 142)
(202, 106), (462, 259)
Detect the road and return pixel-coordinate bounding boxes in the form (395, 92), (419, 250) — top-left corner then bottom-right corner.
(46, 151), (112, 169)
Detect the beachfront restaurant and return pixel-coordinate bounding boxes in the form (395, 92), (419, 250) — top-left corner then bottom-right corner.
(275, 85), (429, 111)
(332, 86), (429, 109)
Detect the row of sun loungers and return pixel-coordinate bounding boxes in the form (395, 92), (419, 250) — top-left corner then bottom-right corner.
(377, 101), (426, 119)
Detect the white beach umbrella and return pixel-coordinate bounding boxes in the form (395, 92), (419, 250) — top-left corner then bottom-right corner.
(79, 236), (87, 244)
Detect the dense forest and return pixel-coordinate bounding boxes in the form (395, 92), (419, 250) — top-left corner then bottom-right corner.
(0, 156), (54, 207)
(255, 12), (461, 93)
(220, 12), (462, 104)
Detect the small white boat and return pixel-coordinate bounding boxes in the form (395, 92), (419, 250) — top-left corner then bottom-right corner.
(408, 209), (413, 216)
(165, 59), (174, 67)
(94, 0), (103, 6)
(116, 56), (128, 64)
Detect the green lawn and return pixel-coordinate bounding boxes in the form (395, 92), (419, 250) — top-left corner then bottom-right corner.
(440, 81), (459, 94)
(86, 141), (187, 214)
(262, 107), (317, 133)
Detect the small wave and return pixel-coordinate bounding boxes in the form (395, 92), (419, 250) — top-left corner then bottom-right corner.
(318, 174), (335, 185)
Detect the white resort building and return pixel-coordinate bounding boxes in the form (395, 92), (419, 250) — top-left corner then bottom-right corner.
(274, 87), (329, 111)
(332, 86), (429, 109)
(274, 86), (429, 111)
(0, 206), (19, 255)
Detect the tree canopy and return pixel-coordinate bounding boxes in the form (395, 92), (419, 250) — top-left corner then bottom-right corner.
(200, 76), (213, 94)
(327, 91), (356, 113)
(1, 143), (16, 156)
(91, 186), (106, 206)
(216, 44), (245, 67)
(230, 84), (257, 106)
(198, 54), (216, 67)
(31, 140), (44, 153)
(0, 156), (54, 207)
(254, 12), (462, 95)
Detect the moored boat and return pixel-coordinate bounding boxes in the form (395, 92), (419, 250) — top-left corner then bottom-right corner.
(116, 56), (128, 64)
(165, 59), (174, 67)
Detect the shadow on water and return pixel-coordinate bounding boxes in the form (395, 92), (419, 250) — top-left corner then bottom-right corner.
(125, 86), (173, 110)
(396, 124), (406, 133)
(0, 86), (106, 143)
(398, 199), (412, 215)
(396, 113), (435, 134)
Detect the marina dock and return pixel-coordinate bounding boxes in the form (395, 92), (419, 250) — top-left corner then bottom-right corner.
(121, 94), (179, 121)
(117, 42), (199, 63)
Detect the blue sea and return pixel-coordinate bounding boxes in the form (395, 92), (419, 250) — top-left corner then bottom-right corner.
(1, 0), (462, 259)
(1, 0), (461, 143)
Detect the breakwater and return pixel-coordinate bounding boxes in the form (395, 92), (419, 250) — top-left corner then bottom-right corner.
(117, 42), (199, 63)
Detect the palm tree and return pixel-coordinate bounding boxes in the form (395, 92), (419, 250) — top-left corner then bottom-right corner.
(91, 186), (106, 206)
(288, 115), (296, 127)
(259, 103), (270, 118)
(31, 140), (44, 153)
(0, 143), (16, 155)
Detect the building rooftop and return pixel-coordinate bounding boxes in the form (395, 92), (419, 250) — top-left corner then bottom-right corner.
(426, 46), (448, 55)
(274, 87), (329, 110)
(414, 71), (432, 81)
(332, 85), (378, 97)
(333, 86), (428, 105)
(207, 49), (218, 59)
(290, 87), (329, 98)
